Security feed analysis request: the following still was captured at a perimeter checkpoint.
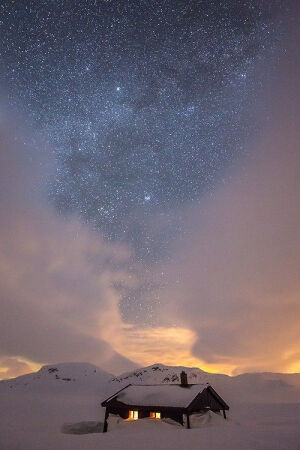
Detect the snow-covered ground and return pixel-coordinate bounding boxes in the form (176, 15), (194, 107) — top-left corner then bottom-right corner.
(1, 362), (299, 449)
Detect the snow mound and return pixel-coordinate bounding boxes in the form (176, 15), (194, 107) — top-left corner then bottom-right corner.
(108, 415), (183, 432)
(0, 361), (299, 449)
(189, 410), (228, 428)
(61, 421), (103, 434)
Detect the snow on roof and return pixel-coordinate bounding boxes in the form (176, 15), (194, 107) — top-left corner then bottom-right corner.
(114, 384), (208, 408)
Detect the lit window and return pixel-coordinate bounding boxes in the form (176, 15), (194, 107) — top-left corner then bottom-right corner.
(129, 410), (138, 420)
(150, 412), (161, 419)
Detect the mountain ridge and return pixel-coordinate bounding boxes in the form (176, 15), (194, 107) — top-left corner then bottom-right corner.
(1, 361), (299, 404)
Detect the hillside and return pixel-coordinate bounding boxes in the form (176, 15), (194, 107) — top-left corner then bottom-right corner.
(0, 362), (114, 450)
(0, 362), (299, 450)
(0, 362), (112, 394)
(112, 363), (300, 403)
(111, 362), (225, 384)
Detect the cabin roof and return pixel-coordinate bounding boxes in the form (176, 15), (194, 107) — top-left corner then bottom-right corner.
(103, 383), (208, 408)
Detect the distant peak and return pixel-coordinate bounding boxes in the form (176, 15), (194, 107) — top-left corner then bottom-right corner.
(144, 363), (206, 372)
(111, 363), (213, 385)
(39, 362), (101, 372)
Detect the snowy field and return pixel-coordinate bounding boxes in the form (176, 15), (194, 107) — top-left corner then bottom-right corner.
(0, 363), (299, 450)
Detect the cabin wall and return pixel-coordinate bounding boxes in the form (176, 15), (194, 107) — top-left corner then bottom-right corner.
(207, 389), (223, 411)
(108, 406), (128, 419)
(107, 406), (184, 425)
(189, 389), (224, 412)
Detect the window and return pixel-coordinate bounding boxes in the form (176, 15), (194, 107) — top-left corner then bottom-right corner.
(129, 410), (138, 420)
(150, 411), (161, 419)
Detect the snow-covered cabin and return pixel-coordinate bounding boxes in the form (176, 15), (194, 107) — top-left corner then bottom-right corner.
(101, 371), (229, 431)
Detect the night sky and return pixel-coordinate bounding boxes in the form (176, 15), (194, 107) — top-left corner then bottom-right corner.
(0, 1), (299, 377)
(1, 1), (286, 253)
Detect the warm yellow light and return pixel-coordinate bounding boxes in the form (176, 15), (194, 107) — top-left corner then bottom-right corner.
(150, 411), (161, 419)
(103, 324), (237, 375)
(100, 315), (300, 376)
(285, 361), (300, 375)
(128, 410), (138, 420)
(0, 357), (42, 381)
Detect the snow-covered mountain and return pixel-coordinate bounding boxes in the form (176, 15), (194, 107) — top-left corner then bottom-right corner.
(0, 362), (114, 450)
(1, 362), (299, 450)
(1, 361), (299, 403)
(111, 363), (300, 404)
(111, 362), (226, 384)
(0, 362), (112, 394)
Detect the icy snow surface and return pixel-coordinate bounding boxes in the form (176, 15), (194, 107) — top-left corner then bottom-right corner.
(0, 362), (299, 449)
(115, 383), (207, 407)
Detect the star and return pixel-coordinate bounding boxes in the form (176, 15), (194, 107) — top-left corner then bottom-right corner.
(0, 0), (288, 324)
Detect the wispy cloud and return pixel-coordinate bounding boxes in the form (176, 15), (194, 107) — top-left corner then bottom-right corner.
(157, 35), (300, 374)
(0, 115), (137, 378)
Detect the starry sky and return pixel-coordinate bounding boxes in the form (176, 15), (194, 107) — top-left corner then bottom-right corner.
(0, 1), (299, 377)
(1, 0), (286, 255)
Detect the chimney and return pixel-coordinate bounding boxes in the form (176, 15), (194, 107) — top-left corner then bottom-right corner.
(180, 371), (188, 386)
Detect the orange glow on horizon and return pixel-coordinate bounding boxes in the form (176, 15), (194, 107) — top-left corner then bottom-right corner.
(0, 357), (42, 381)
(285, 361), (300, 374)
(101, 324), (237, 375)
(2, 333), (299, 381)
(100, 323), (300, 376)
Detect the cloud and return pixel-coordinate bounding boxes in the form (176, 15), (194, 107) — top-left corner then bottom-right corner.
(103, 324), (237, 374)
(0, 115), (137, 378)
(0, 357), (40, 379)
(158, 33), (300, 374)
(1, 22), (299, 379)
(0, 113), (211, 379)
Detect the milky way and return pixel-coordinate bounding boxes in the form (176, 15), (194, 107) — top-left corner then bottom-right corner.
(0, 1), (288, 322)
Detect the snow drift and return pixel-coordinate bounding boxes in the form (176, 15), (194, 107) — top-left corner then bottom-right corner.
(0, 362), (299, 449)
